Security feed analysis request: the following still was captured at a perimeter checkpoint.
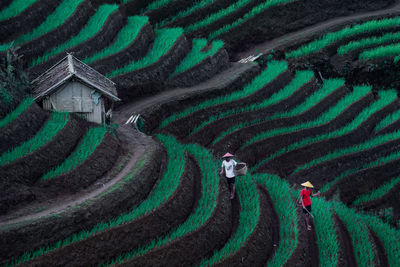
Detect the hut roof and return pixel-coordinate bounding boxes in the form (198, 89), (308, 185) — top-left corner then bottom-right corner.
(32, 54), (120, 101)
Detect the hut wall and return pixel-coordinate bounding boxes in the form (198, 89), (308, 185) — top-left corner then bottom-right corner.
(45, 81), (104, 124)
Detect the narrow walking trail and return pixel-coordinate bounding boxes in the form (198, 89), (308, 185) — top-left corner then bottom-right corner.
(235, 1), (400, 61)
(0, 126), (151, 227)
(114, 62), (257, 125)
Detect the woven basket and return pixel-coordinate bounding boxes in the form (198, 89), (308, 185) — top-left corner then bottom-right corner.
(234, 163), (247, 176)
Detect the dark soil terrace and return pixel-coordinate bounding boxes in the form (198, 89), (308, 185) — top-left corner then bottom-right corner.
(143, 0), (197, 25)
(265, 98), (399, 177)
(267, 11), (400, 87)
(163, 0), (233, 29)
(359, 182), (400, 220)
(186, 0), (266, 39)
(213, 185), (278, 266)
(236, 86), (352, 167)
(19, 0), (95, 69)
(0, 0), (63, 43)
(28, 9), (125, 78)
(138, 62), (260, 134)
(223, 0), (395, 56)
(0, 128), (165, 263)
(283, 207), (318, 267)
(191, 77), (318, 148)
(369, 229), (390, 267)
(24, 154), (198, 267)
(332, 158), (400, 205)
(118, 173), (232, 267)
(334, 214), (357, 267)
(90, 22), (155, 75)
(166, 47), (230, 88)
(288, 138), (400, 192)
(0, 115), (84, 188)
(0, 102), (48, 155)
(113, 35), (190, 102)
(162, 69), (293, 139)
(37, 132), (120, 196)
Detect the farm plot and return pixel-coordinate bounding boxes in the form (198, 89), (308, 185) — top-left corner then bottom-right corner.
(255, 174), (299, 267)
(260, 89), (399, 176)
(211, 78), (345, 151)
(159, 60), (288, 137)
(197, 172), (262, 266)
(29, 4), (119, 67)
(0, 0), (86, 52)
(4, 134), (188, 266)
(170, 38), (224, 77)
(83, 16), (150, 65)
(240, 85), (373, 170)
(0, 0), (37, 21)
(0, 112), (69, 166)
(96, 143), (230, 267)
(286, 16), (400, 59)
(107, 27), (184, 78)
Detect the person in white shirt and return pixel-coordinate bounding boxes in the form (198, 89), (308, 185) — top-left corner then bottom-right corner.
(220, 152), (237, 199)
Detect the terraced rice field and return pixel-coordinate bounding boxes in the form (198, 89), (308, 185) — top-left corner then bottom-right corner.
(1, 0), (399, 266)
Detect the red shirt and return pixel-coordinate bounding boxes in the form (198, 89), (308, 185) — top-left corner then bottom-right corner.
(301, 189), (312, 206)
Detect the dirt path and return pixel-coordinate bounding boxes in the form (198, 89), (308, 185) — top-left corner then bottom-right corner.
(235, 1), (400, 62)
(0, 126), (151, 227)
(113, 62), (256, 125)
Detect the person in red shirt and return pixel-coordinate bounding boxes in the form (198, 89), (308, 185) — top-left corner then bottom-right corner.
(300, 181), (320, 231)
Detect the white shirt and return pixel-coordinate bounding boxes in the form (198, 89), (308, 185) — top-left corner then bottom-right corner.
(221, 159), (237, 178)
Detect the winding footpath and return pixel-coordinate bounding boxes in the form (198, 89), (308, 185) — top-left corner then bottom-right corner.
(235, 0), (400, 61)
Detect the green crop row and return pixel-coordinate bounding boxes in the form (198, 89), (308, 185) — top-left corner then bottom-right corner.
(83, 16), (149, 65)
(252, 89), (395, 172)
(374, 108), (400, 133)
(359, 213), (400, 266)
(352, 176), (400, 206)
(30, 4), (118, 67)
(5, 134), (186, 266)
(209, 0), (292, 39)
(313, 199), (339, 267)
(255, 174), (298, 267)
(337, 31), (400, 55)
(156, 0), (217, 28)
(107, 27), (183, 78)
(244, 85), (372, 151)
(212, 78), (345, 145)
(184, 0), (253, 33)
(295, 127), (400, 174)
(359, 42), (400, 60)
(171, 39), (224, 77)
(159, 60), (288, 129)
(321, 146), (400, 193)
(0, 112), (68, 166)
(101, 143), (219, 266)
(286, 16), (400, 58)
(0, 0), (36, 21)
(197, 173), (259, 266)
(190, 70), (314, 135)
(0, 0), (85, 52)
(293, 90), (398, 172)
(40, 127), (107, 181)
(0, 97), (33, 128)
(143, 0), (175, 12)
(334, 202), (376, 266)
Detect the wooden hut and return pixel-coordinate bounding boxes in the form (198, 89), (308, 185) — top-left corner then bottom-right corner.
(32, 54), (120, 124)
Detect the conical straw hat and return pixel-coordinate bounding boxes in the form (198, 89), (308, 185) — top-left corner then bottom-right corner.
(301, 181), (314, 188)
(223, 152), (234, 158)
